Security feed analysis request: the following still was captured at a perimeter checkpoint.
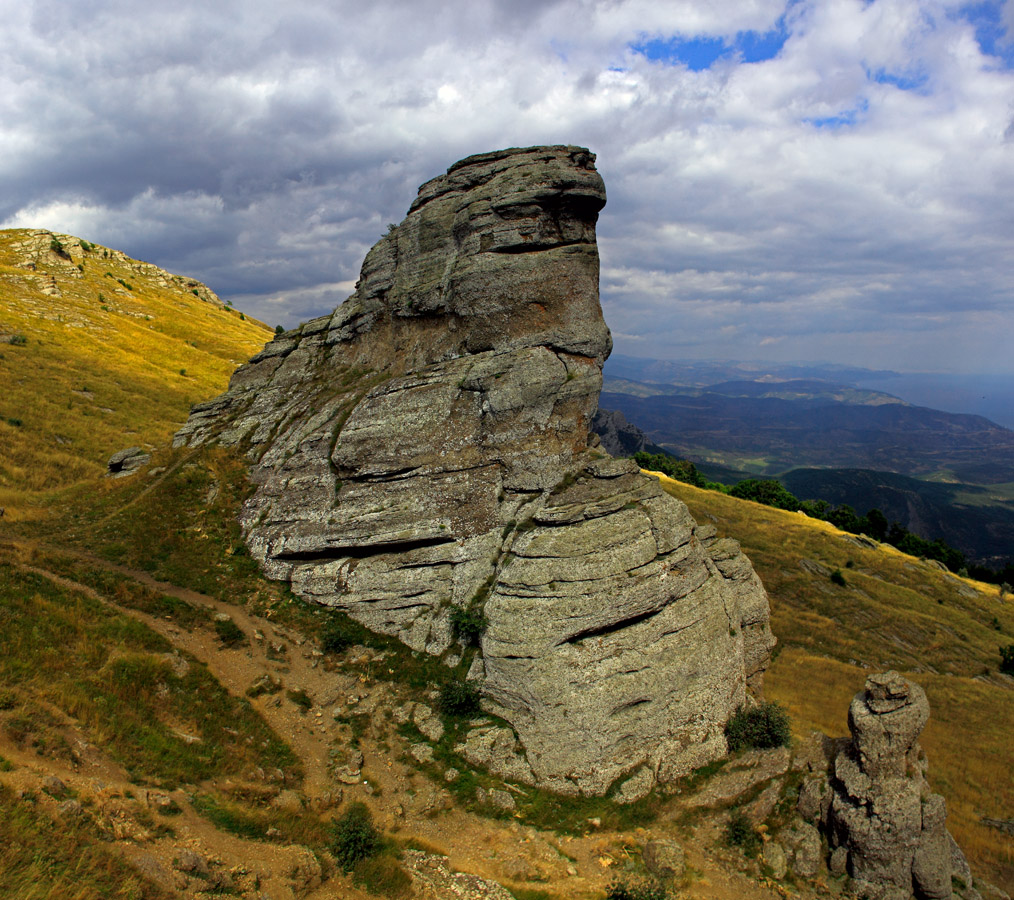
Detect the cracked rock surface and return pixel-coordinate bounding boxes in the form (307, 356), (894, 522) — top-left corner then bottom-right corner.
(174, 145), (775, 794)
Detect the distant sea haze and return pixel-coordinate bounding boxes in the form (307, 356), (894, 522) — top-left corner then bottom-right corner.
(854, 373), (1014, 431)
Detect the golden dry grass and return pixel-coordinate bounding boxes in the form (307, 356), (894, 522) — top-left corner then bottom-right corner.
(0, 228), (272, 515)
(653, 472), (1014, 889)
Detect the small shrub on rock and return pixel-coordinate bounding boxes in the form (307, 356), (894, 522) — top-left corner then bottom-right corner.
(725, 809), (761, 857)
(450, 605), (487, 646)
(331, 802), (380, 873)
(438, 681), (480, 717)
(724, 701), (791, 752)
(830, 569), (847, 587)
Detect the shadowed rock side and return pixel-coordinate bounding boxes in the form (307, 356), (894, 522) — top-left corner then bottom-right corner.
(174, 145), (775, 795)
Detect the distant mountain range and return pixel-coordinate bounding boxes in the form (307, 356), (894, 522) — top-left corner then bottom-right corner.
(599, 355), (1014, 566)
(600, 385), (1014, 484)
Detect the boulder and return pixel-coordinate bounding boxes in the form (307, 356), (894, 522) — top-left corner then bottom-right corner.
(778, 819), (822, 879)
(642, 839), (685, 882)
(614, 766), (654, 804)
(762, 841), (788, 880)
(174, 849), (210, 877)
(42, 775), (68, 797)
(174, 145), (775, 795)
(106, 446), (151, 478)
(827, 672), (960, 900)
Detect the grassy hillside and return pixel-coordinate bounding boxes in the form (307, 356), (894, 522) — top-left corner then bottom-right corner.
(655, 473), (1014, 888)
(0, 228), (273, 517)
(2, 243), (1012, 895)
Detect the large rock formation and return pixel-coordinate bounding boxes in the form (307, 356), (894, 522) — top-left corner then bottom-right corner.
(175, 145), (774, 795)
(821, 672), (976, 900)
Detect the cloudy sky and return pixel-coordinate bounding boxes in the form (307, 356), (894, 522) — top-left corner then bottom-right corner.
(4, 0), (1014, 375)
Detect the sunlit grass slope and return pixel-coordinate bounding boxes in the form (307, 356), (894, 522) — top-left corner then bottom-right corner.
(0, 228), (272, 514)
(655, 473), (1014, 889)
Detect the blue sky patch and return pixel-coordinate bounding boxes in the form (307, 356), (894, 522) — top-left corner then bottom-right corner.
(867, 67), (929, 92)
(957, 1), (1014, 68)
(633, 35), (727, 71)
(631, 17), (790, 71)
(806, 98), (870, 129)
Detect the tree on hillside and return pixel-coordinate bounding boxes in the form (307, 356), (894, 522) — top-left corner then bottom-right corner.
(864, 508), (889, 542)
(729, 479), (801, 511)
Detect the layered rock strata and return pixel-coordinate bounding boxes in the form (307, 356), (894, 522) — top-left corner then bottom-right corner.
(175, 145), (775, 795)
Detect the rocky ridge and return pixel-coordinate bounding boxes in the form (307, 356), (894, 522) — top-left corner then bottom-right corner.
(1, 229), (224, 307)
(174, 145), (775, 795)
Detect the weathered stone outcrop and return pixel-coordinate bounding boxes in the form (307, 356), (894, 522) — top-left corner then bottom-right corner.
(106, 446), (151, 478)
(591, 407), (649, 456)
(823, 672), (975, 900)
(174, 145), (775, 794)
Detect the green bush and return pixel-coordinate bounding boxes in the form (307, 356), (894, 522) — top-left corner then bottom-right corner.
(450, 605), (487, 646)
(729, 479), (801, 511)
(724, 702), (791, 752)
(214, 618), (246, 647)
(332, 802), (381, 873)
(830, 569), (847, 587)
(606, 877), (670, 900)
(438, 681), (480, 717)
(9, 334), (27, 346)
(632, 452), (706, 488)
(320, 619), (353, 654)
(725, 809), (761, 857)
(1000, 645), (1014, 676)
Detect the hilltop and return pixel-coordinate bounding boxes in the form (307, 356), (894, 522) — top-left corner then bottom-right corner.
(0, 228), (273, 518)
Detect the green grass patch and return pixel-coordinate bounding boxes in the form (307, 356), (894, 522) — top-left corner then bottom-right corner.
(191, 792), (268, 841)
(0, 563), (299, 788)
(23, 548), (211, 627)
(437, 681), (480, 717)
(606, 878), (672, 900)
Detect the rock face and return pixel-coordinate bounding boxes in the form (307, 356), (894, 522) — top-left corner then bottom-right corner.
(174, 145), (775, 795)
(591, 407), (650, 456)
(825, 672), (970, 900)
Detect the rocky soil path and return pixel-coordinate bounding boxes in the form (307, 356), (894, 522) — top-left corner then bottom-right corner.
(1, 537), (797, 900)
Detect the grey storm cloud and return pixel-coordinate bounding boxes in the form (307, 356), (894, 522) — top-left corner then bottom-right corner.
(3, 0), (1014, 373)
